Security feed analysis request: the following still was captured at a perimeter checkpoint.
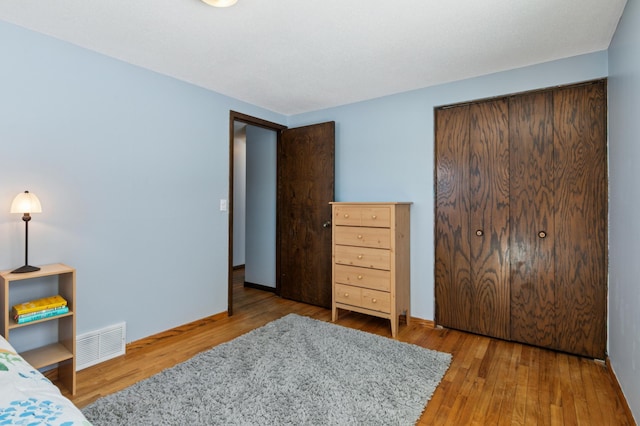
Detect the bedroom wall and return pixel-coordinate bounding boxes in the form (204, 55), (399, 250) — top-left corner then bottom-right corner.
(244, 125), (277, 288)
(0, 20), (286, 345)
(288, 51), (608, 324)
(608, 0), (640, 421)
(232, 124), (246, 267)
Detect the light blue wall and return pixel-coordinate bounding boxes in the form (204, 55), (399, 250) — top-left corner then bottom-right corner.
(0, 20), (286, 345)
(232, 125), (246, 267)
(608, 0), (640, 421)
(289, 51), (608, 323)
(244, 125), (277, 288)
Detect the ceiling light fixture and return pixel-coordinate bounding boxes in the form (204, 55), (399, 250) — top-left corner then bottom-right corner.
(201, 0), (237, 7)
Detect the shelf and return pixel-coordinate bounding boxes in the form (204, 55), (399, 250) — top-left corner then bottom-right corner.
(1, 263), (77, 395)
(8, 311), (74, 329)
(21, 342), (74, 370)
(0, 263), (74, 281)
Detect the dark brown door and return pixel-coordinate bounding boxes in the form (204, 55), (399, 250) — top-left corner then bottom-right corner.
(435, 100), (510, 340)
(552, 83), (607, 358)
(435, 105), (472, 333)
(509, 92), (556, 348)
(469, 100), (511, 340)
(278, 122), (335, 308)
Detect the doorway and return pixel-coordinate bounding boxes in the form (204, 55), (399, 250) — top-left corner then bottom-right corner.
(228, 112), (336, 315)
(228, 112), (286, 316)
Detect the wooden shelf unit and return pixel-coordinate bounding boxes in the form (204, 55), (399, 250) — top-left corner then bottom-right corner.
(0, 263), (76, 394)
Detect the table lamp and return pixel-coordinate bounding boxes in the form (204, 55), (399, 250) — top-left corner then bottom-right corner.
(10, 190), (42, 273)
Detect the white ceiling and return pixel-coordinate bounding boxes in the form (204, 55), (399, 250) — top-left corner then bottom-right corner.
(0, 0), (627, 115)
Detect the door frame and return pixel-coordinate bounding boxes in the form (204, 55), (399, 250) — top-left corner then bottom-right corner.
(227, 111), (287, 316)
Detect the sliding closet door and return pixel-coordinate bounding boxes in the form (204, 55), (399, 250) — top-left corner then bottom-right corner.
(435, 105), (472, 333)
(553, 82), (607, 358)
(509, 92), (556, 348)
(468, 100), (511, 340)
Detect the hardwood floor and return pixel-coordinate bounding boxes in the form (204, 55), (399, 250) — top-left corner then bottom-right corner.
(58, 269), (635, 425)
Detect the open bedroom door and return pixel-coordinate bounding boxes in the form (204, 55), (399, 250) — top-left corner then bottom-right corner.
(277, 121), (335, 308)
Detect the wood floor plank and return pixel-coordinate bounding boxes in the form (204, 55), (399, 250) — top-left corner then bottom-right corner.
(50, 269), (635, 425)
(512, 363), (529, 425)
(525, 347), (539, 426)
(558, 354), (579, 426)
(569, 355), (592, 425)
(469, 340), (501, 425)
(535, 347), (554, 426)
(496, 343), (522, 425)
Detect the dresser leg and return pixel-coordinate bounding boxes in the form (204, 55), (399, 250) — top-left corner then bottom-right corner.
(332, 305), (338, 322)
(391, 318), (398, 338)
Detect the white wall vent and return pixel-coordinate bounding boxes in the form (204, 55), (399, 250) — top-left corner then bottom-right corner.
(76, 322), (126, 370)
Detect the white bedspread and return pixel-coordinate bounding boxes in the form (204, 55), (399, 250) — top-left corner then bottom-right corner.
(0, 336), (90, 425)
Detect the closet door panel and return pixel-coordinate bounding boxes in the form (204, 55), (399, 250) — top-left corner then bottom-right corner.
(553, 83), (607, 358)
(435, 106), (473, 332)
(468, 100), (511, 339)
(509, 92), (556, 348)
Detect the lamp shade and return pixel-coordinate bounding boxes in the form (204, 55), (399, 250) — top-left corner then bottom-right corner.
(201, 0), (237, 7)
(10, 191), (42, 214)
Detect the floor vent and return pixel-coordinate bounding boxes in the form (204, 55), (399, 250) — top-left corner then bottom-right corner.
(76, 322), (126, 370)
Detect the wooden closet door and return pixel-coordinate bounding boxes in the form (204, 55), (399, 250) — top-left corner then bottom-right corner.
(509, 92), (557, 348)
(435, 100), (510, 340)
(468, 100), (511, 339)
(435, 105), (472, 332)
(553, 82), (607, 358)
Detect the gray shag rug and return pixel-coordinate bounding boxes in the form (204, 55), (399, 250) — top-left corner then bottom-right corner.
(82, 313), (451, 425)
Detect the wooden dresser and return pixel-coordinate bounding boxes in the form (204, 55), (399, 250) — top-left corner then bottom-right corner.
(330, 202), (411, 338)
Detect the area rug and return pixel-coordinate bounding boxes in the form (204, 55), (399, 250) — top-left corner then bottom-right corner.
(82, 313), (451, 425)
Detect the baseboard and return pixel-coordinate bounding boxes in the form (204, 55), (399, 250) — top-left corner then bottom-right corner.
(243, 281), (277, 293)
(605, 357), (636, 424)
(126, 311), (228, 351)
(233, 264), (245, 270)
(408, 317), (435, 328)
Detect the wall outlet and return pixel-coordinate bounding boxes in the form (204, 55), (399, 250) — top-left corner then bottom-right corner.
(220, 199), (227, 211)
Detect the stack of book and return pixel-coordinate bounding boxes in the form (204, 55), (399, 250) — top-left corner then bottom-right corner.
(12, 295), (69, 324)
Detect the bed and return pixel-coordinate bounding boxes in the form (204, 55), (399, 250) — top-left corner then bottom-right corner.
(0, 335), (90, 425)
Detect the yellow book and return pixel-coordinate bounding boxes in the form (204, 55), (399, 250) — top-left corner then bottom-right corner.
(12, 295), (68, 316)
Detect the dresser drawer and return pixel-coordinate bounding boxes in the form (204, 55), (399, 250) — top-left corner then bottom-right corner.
(333, 226), (391, 249)
(335, 283), (362, 306)
(361, 288), (391, 313)
(333, 206), (391, 228)
(334, 245), (390, 270)
(334, 264), (390, 292)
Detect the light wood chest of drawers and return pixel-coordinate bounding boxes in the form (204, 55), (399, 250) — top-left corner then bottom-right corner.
(330, 202), (411, 337)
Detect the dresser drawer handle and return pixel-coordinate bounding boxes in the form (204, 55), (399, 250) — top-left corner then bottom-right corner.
(357, 275), (363, 280)
(357, 255), (363, 260)
(371, 215), (377, 219)
(371, 298), (377, 303)
(357, 234), (363, 239)
(344, 293), (349, 298)
(344, 214), (350, 218)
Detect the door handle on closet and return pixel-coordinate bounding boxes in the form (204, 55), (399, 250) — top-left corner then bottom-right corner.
(475, 229), (484, 237)
(538, 231), (547, 239)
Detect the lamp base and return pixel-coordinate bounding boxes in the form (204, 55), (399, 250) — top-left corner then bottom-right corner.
(11, 264), (41, 274)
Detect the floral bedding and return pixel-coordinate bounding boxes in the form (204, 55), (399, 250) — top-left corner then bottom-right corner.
(0, 336), (90, 425)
